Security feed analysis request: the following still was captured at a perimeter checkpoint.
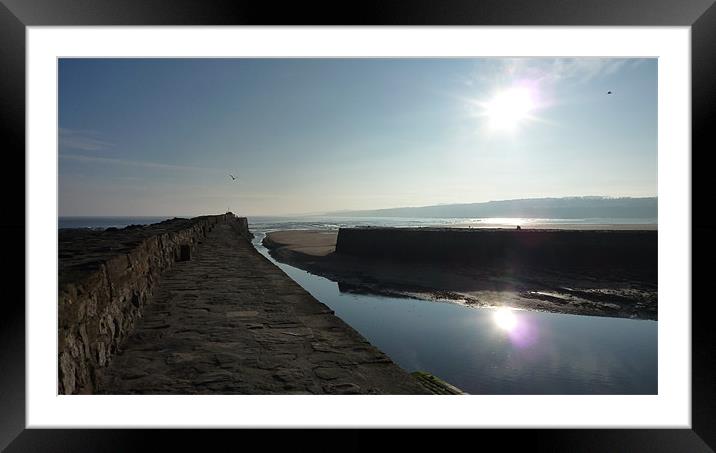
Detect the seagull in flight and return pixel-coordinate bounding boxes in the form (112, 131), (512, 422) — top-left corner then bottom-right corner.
(228, 174), (237, 181)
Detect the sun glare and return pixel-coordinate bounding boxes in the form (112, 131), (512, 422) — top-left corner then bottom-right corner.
(484, 87), (536, 132)
(493, 307), (518, 332)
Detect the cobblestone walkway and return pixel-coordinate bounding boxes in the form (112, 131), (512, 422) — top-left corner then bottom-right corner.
(98, 223), (428, 394)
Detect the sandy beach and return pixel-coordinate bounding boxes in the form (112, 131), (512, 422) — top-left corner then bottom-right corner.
(262, 228), (657, 320)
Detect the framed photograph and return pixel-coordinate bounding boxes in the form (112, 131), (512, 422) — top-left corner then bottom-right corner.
(3, 0), (713, 450)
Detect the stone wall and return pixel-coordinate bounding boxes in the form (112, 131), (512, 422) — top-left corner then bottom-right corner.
(335, 227), (657, 273)
(58, 213), (250, 394)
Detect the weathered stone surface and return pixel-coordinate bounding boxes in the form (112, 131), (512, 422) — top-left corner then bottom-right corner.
(91, 221), (429, 395)
(58, 214), (250, 394)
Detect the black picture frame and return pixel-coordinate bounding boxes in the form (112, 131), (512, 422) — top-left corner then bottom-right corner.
(2, 0), (713, 451)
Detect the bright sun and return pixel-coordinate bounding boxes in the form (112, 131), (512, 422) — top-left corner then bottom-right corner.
(484, 87), (536, 132)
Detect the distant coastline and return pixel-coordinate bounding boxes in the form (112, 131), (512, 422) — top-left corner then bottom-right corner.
(327, 196), (658, 219)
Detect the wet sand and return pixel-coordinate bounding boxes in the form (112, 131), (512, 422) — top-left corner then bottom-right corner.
(262, 228), (657, 320)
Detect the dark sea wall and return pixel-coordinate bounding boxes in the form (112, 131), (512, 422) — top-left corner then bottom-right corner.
(335, 227), (657, 271)
(57, 213), (250, 394)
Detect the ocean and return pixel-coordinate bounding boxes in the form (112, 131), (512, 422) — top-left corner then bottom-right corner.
(59, 215), (658, 231)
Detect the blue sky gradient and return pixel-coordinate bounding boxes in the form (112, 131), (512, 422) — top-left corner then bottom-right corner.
(59, 58), (657, 216)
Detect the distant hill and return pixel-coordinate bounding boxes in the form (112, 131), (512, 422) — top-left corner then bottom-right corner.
(328, 197), (657, 219)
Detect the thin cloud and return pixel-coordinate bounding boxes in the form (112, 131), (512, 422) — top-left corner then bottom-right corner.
(468, 58), (645, 89)
(60, 153), (222, 173)
(547, 58), (630, 84)
(59, 128), (115, 151)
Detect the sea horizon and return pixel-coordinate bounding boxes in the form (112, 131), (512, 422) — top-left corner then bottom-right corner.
(59, 214), (659, 231)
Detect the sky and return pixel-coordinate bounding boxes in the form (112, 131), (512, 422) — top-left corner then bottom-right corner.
(58, 58), (657, 217)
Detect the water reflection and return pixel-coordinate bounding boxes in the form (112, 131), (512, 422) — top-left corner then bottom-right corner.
(493, 307), (518, 331)
(492, 307), (540, 350)
(252, 234), (657, 394)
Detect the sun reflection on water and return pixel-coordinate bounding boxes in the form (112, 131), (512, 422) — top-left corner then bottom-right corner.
(492, 306), (538, 348)
(493, 307), (518, 331)
(482, 217), (532, 226)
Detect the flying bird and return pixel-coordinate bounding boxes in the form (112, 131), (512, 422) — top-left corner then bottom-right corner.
(607, 91), (613, 95)
(228, 174), (237, 181)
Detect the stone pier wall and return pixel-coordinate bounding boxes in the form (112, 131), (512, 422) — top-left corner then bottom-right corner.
(58, 213), (250, 394)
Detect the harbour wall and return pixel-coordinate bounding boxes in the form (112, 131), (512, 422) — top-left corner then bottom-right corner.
(335, 227), (657, 272)
(57, 213), (250, 394)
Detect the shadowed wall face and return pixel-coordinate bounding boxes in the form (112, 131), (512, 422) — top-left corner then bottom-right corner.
(335, 228), (657, 276)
